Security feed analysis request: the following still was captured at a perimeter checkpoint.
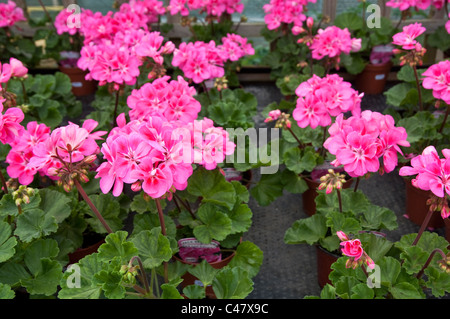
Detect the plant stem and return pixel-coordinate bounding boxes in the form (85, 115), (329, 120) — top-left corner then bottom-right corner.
(412, 207), (434, 246)
(20, 80), (28, 103)
(202, 82), (211, 103)
(287, 127), (304, 148)
(113, 89), (120, 127)
(155, 198), (169, 283)
(413, 65), (423, 111)
(337, 188), (343, 213)
(353, 177), (360, 192)
(439, 104), (450, 134)
(37, 0), (56, 29)
(0, 170), (8, 194)
(174, 193), (196, 219)
(415, 248), (447, 279)
(130, 256), (151, 296)
(74, 179), (113, 234)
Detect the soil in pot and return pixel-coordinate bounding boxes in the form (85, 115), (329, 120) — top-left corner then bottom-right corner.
(404, 180), (445, 229)
(316, 245), (340, 288)
(354, 61), (392, 95)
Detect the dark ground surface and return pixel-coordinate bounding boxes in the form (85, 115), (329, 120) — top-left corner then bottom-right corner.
(78, 81), (448, 300)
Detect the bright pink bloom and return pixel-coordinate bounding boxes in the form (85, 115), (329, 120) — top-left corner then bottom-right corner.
(337, 231), (375, 270)
(422, 60), (450, 105)
(310, 26), (359, 60)
(0, 103), (24, 145)
(9, 58), (28, 78)
(263, 0), (316, 32)
(264, 109), (281, 123)
(324, 111), (409, 177)
(168, 0), (244, 17)
(392, 22), (426, 50)
(0, 1), (26, 28)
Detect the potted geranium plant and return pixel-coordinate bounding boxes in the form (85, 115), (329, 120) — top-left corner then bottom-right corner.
(384, 22), (450, 229)
(308, 148), (450, 299)
(284, 109), (410, 287)
(335, 1), (396, 95)
(250, 73), (363, 212)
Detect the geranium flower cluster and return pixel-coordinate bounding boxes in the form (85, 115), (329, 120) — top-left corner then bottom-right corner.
(392, 22), (427, 66)
(386, 0), (447, 11)
(336, 231), (375, 270)
(0, 57), (28, 88)
(0, 0), (26, 28)
(127, 75), (201, 123)
(6, 120), (106, 191)
(309, 26), (361, 61)
(78, 29), (174, 87)
(172, 34), (254, 84)
(293, 74), (363, 129)
(399, 146), (450, 218)
(262, 0), (317, 32)
(422, 60), (450, 105)
(168, 0), (244, 17)
(0, 98), (24, 146)
(95, 114), (235, 199)
(324, 111), (410, 177)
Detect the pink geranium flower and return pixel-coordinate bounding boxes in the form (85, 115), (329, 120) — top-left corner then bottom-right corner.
(337, 231), (375, 270)
(392, 22), (426, 50)
(422, 60), (450, 105)
(0, 1), (26, 28)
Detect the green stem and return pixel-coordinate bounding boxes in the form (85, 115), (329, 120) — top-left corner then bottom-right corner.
(415, 248), (447, 279)
(412, 207), (434, 246)
(20, 80), (28, 103)
(155, 198), (169, 283)
(287, 127), (304, 148)
(74, 179), (113, 234)
(413, 65), (423, 111)
(130, 256), (151, 296)
(113, 89), (120, 127)
(439, 104), (450, 134)
(337, 188), (343, 213)
(353, 177), (360, 192)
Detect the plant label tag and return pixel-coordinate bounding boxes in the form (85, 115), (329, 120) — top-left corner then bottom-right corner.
(72, 82), (83, 88)
(178, 238), (222, 263)
(375, 74), (385, 80)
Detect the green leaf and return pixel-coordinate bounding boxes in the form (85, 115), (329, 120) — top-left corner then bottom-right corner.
(284, 214), (328, 245)
(161, 283), (184, 299)
(424, 267), (450, 297)
(334, 12), (364, 31)
(130, 192), (166, 214)
(20, 258), (62, 296)
(85, 193), (123, 234)
(182, 284), (206, 299)
(281, 169), (308, 194)
(359, 205), (398, 231)
(54, 72), (72, 95)
(0, 283), (15, 299)
(97, 231), (138, 264)
(0, 221), (17, 263)
(187, 259), (218, 288)
(0, 194), (20, 217)
(391, 282), (423, 299)
(0, 262), (31, 287)
(335, 276), (361, 299)
(24, 239), (59, 275)
(187, 168), (236, 210)
(93, 270), (125, 299)
(132, 212), (176, 239)
(350, 283), (375, 299)
(38, 188), (71, 224)
(283, 147), (318, 174)
(378, 256), (401, 287)
(228, 204), (252, 235)
(58, 254), (104, 299)
(14, 209), (58, 243)
(250, 171), (284, 206)
(384, 82), (414, 107)
(397, 65), (417, 83)
(193, 204), (232, 243)
(212, 267), (253, 299)
(319, 284), (336, 299)
(228, 241), (263, 278)
(326, 212), (361, 235)
(131, 228), (172, 269)
(400, 246), (429, 275)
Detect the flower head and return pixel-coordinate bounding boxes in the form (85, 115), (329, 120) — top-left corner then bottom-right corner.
(337, 231), (375, 270)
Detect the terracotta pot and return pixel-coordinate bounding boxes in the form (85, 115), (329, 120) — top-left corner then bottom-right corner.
(354, 61), (392, 95)
(173, 249), (236, 299)
(302, 177), (353, 216)
(316, 245), (340, 288)
(404, 180), (445, 229)
(68, 239), (105, 265)
(58, 66), (97, 96)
